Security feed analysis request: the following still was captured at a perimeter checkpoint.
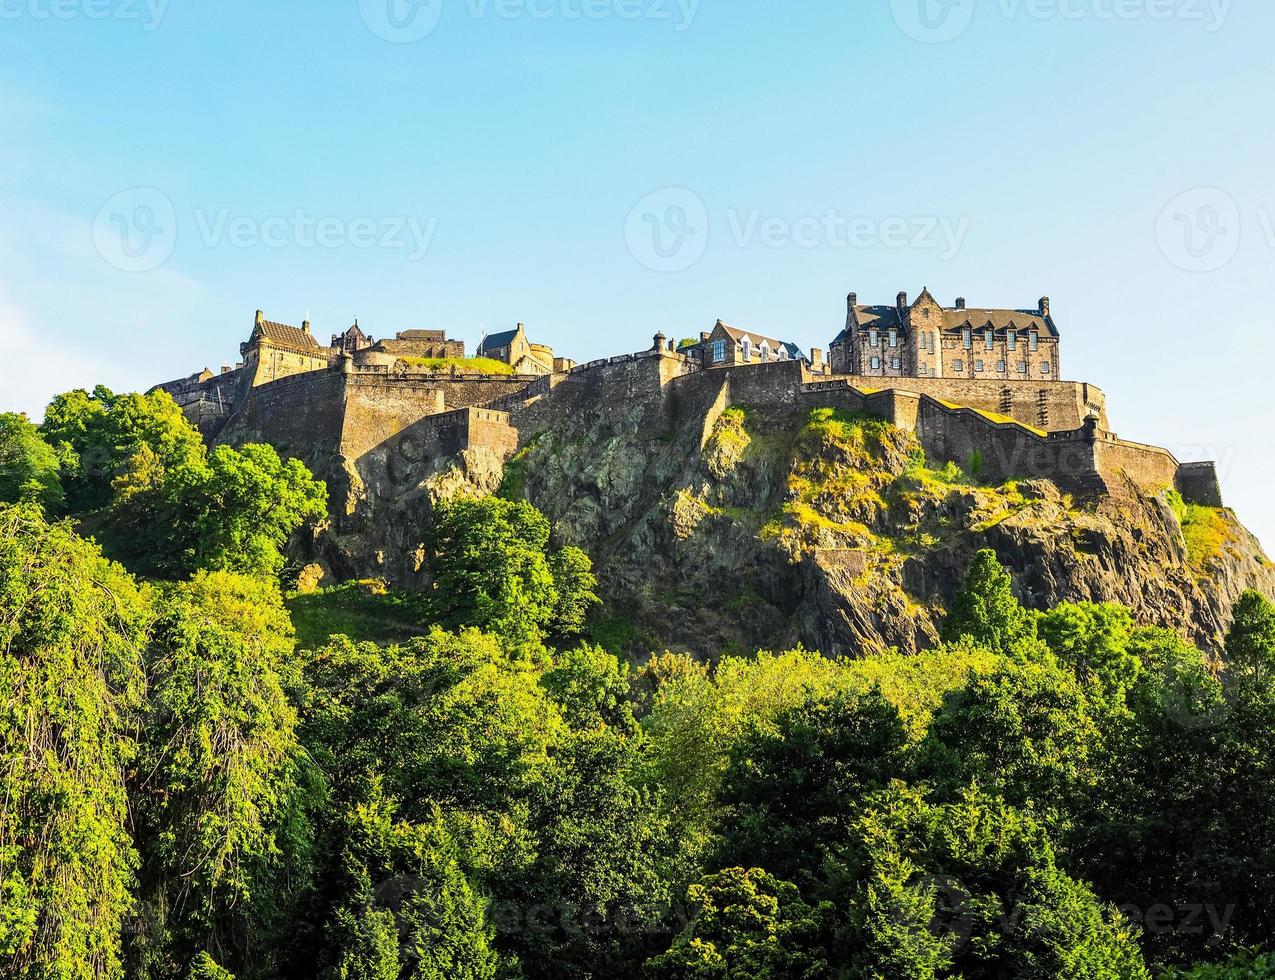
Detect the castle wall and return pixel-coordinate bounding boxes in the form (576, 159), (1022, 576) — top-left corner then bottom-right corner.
(807, 375), (1106, 432)
(1176, 462), (1224, 508)
(340, 368), (542, 458)
(215, 369), (347, 467)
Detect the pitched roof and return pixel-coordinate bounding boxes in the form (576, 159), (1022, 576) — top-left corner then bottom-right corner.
(397, 329), (446, 341)
(940, 309), (1056, 336)
(478, 328), (520, 353)
(844, 301), (1058, 338)
(715, 322), (806, 361)
(255, 318), (325, 353)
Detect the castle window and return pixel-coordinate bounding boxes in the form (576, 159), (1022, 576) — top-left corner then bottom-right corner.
(889, 329), (898, 348)
(953, 359), (965, 372)
(870, 356), (881, 370)
(975, 360), (985, 372)
(1008, 332), (1017, 350)
(1018, 361), (1028, 373)
(963, 329), (973, 349)
(1030, 330), (1039, 351)
(996, 360), (1006, 373)
(891, 357), (901, 370)
(1041, 361), (1052, 375)
(920, 362), (929, 375)
(985, 329), (994, 349)
(870, 330), (879, 348)
(711, 340), (727, 363)
(740, 339), (751, 359)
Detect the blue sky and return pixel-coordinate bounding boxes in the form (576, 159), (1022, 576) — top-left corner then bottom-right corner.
(2, 0), (1273, 544)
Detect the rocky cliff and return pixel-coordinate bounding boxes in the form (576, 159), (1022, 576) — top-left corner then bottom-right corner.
(285, 363), (1271, 660)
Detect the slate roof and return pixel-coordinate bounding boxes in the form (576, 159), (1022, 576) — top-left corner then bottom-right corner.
(478, 328), (520, 353)
(255, 318), (326, 353)
(397, 329), (447, 341)
(716, 322), (806, 361)
(839, 301), (1058, 339)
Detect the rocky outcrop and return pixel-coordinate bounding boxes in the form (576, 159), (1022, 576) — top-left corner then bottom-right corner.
(282, 359), (1271, 660)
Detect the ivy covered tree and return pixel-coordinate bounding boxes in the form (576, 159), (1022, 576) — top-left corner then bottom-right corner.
(0, 503), (151, 980)
(132, 571), (312, 976)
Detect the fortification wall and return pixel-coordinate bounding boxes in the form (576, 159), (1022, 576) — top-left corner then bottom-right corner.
(1091, 433), (1181, 497)
(215, 369), (347, 466)
(1176, 462), (1224, 508)
(808, 374), (1107, 432)
(339, 368), (540, 458)
(912, 397), (1104, 492)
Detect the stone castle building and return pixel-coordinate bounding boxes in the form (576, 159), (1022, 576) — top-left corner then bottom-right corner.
(829, 288), (1061, 382)
(679, 320), (824, 373)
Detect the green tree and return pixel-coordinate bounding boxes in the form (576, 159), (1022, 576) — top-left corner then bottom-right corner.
(833, 784), (1149, 979)
(1224, 590), (1275, 685)
(540, 644), (634, 732)
(943, 549), (1039, 656)
(920, 660), (1102, 826)
(134, 571), (310, 974)
(647, 867), (830, 980)
(716, 689), (908, 883)
(321, 787), (501, 980)
(0, 413), (62, 510)
(0, 503), (151, 980)
(427, 496), (597, 651)
(42, 387), (203, 513)
(1037, 601), (1142, 708)
(301, 629), (564, 820)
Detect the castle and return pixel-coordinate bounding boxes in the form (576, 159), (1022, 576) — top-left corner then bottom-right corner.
(829, 289), (1060, 381)
(152, 290), (1224, 522)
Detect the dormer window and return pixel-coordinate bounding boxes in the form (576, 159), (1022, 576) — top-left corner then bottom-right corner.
(1030, 330), (1039, 352)
(963, 328), (973, 349)
(889, 329), (898, 348)
(985, 329), (994, 350)
(870, 330), (879, 348)
(1008, 332), (1017, 350)
(758, 341), (770, 362)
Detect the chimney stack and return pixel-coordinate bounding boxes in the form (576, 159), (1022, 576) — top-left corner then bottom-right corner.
(255, 309), (264, 327)
(700, 331), (710, 342)
(897, 291), (908, 311)
(302, 319), (311, 335)
(847, 292), (857, 310)
(1039, 296), (1051, 317)
(221, 364), (231, 375)
(955, 297), (966, 310)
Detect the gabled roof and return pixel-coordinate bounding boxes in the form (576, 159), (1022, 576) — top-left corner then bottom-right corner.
(714, 322), (806, 361)
(940, 309), (1056, 336)
(478, 328), (520, 353)
(254, 318), (325, 353)
(397, 329), (446, 341)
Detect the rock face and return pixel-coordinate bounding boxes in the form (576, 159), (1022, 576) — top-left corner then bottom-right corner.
(287, 361), (1272, 660)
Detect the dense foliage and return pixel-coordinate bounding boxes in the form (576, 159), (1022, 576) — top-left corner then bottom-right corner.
(3, 386), (1275, 978)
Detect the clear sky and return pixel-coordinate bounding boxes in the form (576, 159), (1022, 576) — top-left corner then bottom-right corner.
(2, 0), (1273, 545)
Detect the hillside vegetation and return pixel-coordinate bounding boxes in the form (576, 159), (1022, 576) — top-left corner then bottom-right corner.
(2, 390), (1275, 979)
